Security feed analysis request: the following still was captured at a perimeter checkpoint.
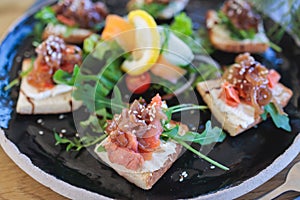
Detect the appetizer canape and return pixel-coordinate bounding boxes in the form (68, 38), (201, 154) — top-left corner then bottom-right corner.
(206, 0), (270, 53)
(93, 94), (227, 189)
(36, 0), (108, 44)
(127, 0), (189, 20)
(16, 35), (82, 114)
(197, 53), (293, 136)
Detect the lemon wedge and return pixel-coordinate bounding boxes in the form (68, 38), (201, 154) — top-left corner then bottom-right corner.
(121, 10), (160, 76)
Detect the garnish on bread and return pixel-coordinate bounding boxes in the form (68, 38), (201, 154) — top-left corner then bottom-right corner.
(36, 0), (108, 44)
(127, 0), (189, 20)
(16, 36), (82, 114)
(90, 94), (228, 190)
(197, 53), (293, 136)
(206, 0), (269, 53)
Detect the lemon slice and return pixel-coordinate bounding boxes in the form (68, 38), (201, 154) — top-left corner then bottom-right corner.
(121, 10), (160, 76)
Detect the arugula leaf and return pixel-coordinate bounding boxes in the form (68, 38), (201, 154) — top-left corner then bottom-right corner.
(163, 121), (226, 145)
(217, 11), (256, 40)
(161, 121), (228, 170)
(193, 63), (221, 87)
(80, 110), (110, 133)
(54, 132), (107, 152)
(170, 12), (193, 36)
(53, 65), (80, 86)
(261, 103), (291, 132)
(34, 6), (58, 25)
(5, 58), (34, 91)
(96, 145), (106, 152)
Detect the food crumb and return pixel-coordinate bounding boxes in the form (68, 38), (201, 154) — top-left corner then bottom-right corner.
(58, 114), (65, 120)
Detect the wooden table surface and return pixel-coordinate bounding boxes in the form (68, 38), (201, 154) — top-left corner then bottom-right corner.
(0, 1), (300, 199)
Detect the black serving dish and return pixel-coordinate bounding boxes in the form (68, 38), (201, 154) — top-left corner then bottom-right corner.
(0, 0), (300, 199)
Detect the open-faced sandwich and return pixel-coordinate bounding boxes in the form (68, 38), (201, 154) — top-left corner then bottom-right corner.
(197, 53), (293, 136)
(16, 35), (82, 114)
(36, 0), (108, 44)
(93, 94), (227, 189)
(206, 0), (270, 53)
(95, 95), (184, 189)
(127, 0), (189, 20)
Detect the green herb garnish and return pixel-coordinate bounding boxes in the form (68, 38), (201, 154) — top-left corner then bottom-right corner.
(55, 132), (107, 152)
(217, 11), (256, 40)
(161, 121), (228, 170)
(261, 102), (291, 132)
(5, 58), (34, 91)
(53, 65), (80, 86)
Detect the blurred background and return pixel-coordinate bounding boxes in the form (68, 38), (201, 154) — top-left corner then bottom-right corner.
(0, 0), (34, 38)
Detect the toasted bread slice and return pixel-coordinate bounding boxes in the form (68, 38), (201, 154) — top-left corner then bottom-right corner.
(197, 79), (293, 136)
(127, 0), (189, 19)
(16, 59), (81, 114)
(95, 138), (182, 190)
(206, 10), (269, 53)
(42, 24), (94, 44)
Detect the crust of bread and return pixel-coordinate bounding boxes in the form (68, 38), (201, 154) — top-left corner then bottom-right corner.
(206, 10), (269, 53)
(16, 59), (81, 114)
(96, 139), (182, 190)
(197, 79), (293, 136)
(42, 24), (94, 44)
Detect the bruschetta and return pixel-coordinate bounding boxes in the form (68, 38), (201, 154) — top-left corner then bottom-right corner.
(197, 53), (293, 136)
(16, 35), (82, 114)
(40, 0), (108, 44)
(127, 0), (189, 20)
(94, 95), (187, 190)
(206, 0), (269, 53)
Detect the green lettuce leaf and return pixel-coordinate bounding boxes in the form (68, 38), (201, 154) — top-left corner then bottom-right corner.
(170, 12), (193, 36)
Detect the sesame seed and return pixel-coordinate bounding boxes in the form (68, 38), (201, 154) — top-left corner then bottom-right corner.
(210, 165), (216, 169)
(38, 131), (44, 135)
(37, 119), (43, 124)
(58, 114), (65, 120)
(61, 129), (67, 133)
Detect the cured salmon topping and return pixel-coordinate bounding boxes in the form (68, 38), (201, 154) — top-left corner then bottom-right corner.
(105, 94), (167, 170)
(219, 81), (240, 107)
(27, 35), (82, 91)
(267, 69), (281, 88)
